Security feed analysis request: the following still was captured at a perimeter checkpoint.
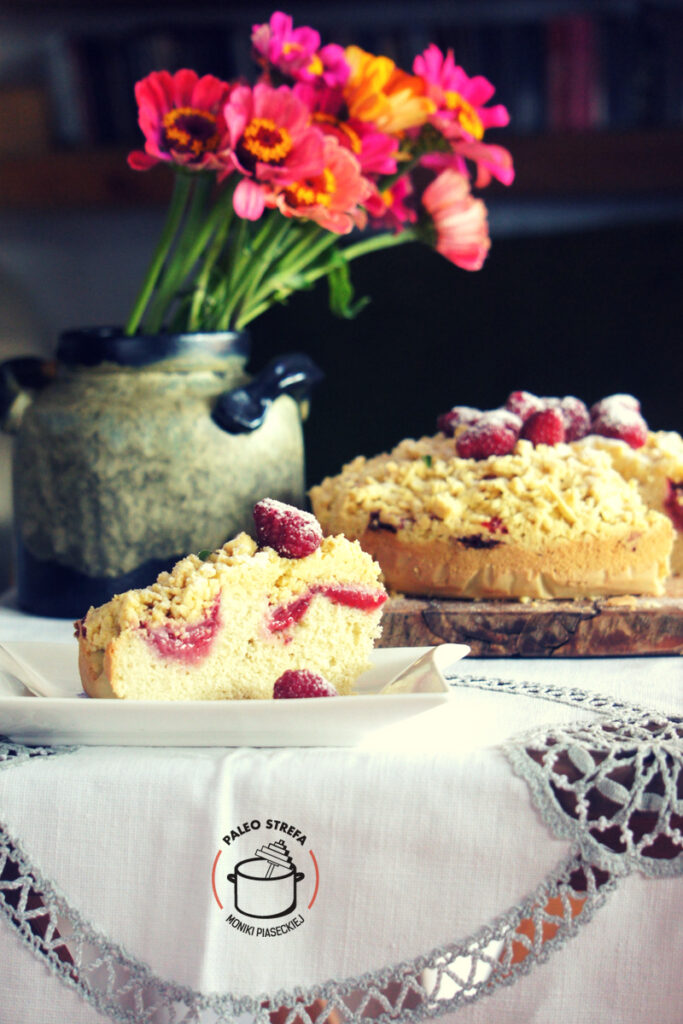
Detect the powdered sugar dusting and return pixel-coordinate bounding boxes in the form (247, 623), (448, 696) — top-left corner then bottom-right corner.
(482, 408), (523, 432)
(505, 390), (545, 421)
(590, 396), (648, 448)
(590, 393), (641, 418)
(437, 405), (482, 436)
(557, 396), (591, 440)
(456, 414), (518, 459)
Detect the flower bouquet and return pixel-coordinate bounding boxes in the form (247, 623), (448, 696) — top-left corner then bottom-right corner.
(124, 10), (514, 337)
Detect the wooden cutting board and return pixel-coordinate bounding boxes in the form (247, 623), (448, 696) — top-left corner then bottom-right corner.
(378, 578), (683, 657)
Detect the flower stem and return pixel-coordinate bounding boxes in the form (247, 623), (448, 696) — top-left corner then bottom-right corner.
(341, 228), (416, 262)
(235, 225), (338, 327)
(124, 172), (193, 336)
(142, 173), (217, 332)
(204, 215), (249, 329)
(140, 177), (241, 333)
(220, 211), (294, 330)
(187, 212), (233, 330)
(236, 228), (415, 328)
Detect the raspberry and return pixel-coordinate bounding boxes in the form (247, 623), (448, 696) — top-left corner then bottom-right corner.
(436, 405), (481, 436)
(456, 412), (518, 459)
(273, 669), (338, 698)
(253, 499), (323, 558)
(520, 407), (566, 446)
(558, 396), (591, 441)
(505, 390), (545, 422)
(591, 408), (648, 449)
(590, 393), (641, 420)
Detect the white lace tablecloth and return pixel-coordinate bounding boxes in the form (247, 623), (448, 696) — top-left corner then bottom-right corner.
(0, 602), (681, 1023)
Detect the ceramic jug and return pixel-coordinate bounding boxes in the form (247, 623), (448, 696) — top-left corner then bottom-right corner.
(0, 327), (322, 617)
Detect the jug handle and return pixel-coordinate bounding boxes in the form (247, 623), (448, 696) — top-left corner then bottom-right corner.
(212, 352), (324, 434)
(0, 357), (55, 433)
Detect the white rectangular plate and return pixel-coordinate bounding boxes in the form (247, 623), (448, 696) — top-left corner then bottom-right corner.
(0, 644), (466, 747)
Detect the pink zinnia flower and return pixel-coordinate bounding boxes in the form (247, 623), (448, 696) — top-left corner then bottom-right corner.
(128, 69), (232, 172)
(366, 176), (416, 232)
(267, 136), (371, 234)
(252, 11), (350, 88)
(421, 169), (490, 271)
(412, 45), (514, 187)
(414, 44), (510, 141)
(232, 177), (268, 221)
(449, 140), (515, 188)
(224, 83), (326, 218)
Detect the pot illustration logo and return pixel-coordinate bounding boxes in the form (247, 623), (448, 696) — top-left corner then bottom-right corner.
(229, 840), (303, 919)
(212, 818), (319, 937)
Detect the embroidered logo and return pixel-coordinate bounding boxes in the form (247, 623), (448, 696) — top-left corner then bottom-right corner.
(211, 818), (319, 937)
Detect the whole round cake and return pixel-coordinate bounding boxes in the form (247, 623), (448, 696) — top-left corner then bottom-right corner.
(76, 500), (387, 699)
(310, 392), (681, 600)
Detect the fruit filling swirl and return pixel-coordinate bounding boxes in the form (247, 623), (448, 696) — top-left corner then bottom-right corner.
(141, 581), (386, 659)
(267, 582), (387, 633)
(665, 479), (683, 530)
(143, 595), (221, 662)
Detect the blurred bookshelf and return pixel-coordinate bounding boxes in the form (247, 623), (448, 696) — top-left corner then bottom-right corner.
(0, 0), (681, 209)
(1, 130), (682, 210)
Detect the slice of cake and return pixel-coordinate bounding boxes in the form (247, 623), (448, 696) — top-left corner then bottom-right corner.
(310, 392), (677, 601)
(75, 500), (387, 700)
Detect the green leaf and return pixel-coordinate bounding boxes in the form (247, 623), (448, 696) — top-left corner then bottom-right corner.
(197, 549), (212, 561)
(422, 454), (433, 468)
(327, 256), (370, 320)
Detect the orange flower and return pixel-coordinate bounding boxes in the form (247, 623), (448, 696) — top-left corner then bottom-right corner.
(342, 46), (435, 134)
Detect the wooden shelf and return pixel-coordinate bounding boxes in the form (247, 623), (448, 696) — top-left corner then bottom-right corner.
(489, 128), (683, 198)
(0, 130), (682, 210)
(0, 146), (173, 210)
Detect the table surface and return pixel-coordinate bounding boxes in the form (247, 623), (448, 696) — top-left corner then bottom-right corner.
(0, 596), (680, 1024)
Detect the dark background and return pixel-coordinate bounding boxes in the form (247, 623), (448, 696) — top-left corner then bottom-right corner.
(250, 218), (683, 488)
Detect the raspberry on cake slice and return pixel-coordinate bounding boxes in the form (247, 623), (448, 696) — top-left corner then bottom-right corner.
(75, 502), (387, 700)
(253, 498), (323, 558)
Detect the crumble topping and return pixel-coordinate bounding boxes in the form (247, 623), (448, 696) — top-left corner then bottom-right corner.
(579, 430), (683, 510)
(310, 435), (665, 548)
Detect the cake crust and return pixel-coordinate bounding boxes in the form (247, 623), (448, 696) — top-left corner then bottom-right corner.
(75, 621), (115, 698)
(357, 520), (672, 599)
